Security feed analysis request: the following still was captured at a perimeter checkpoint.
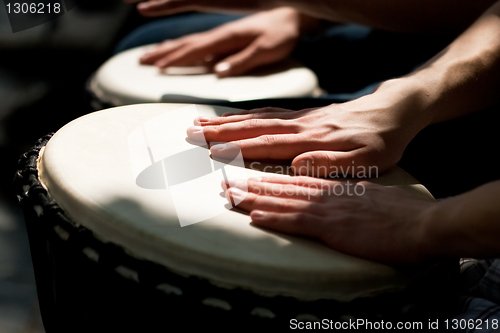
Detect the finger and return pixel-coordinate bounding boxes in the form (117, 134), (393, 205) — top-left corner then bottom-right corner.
(200, 106), (317, 125)
(154, 31), (246, 68)
(154, 43), (214, 68)
(224, 177), (325, 202)
(249, 175), (327, 188)
(226, 187), (320, 214)
(213, 41), (278, 78)
(140, 41), (182, 64)
(221, 107), (295, 117)
(250, 210), (325, 239)
(137, 0), (196, 17)
(209, 130), (365, 160)
(222, 107), (319, 117)
(187, 118), (300, 142)
(210, 134), (319, 160)
(292, 150), (373, 177)
(195, 108), (297, 125)
(220, 175), (292, 191)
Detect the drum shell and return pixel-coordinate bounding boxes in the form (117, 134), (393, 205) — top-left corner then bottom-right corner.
(86, 75), (116, 111)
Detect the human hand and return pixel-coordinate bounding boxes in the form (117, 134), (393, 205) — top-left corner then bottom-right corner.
(140, 8), (318, 77)
(123, 0), (275, 17)
(187, 80), (433, 176)
(223, 175), (436, 263)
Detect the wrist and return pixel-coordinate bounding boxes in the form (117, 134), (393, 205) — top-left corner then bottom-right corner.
(270, 7), (321, 35)
(419, 195), (477, 259)
(377, 77), (438, 128)
(418, 199), (455, 259)
(342, 77), (436, 141)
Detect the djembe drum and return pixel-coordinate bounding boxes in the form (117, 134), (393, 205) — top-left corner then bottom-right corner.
(15, 104), (457, 332)
(88, 44), (322, 109)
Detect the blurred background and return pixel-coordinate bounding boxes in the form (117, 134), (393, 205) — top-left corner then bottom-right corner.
(0, 1), (155, 331)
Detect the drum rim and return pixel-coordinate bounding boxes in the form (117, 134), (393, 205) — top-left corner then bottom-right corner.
(86, 74), (117, 110)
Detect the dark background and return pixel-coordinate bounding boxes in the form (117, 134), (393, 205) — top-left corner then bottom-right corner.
(0, 1), (152, 331)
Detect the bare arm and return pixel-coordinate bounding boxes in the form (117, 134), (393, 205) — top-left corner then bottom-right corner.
(219, 2), (500, 262)
(422, 180), (500, 260)
(125, 0), (497, 33)
(222, 176), (500, 263)
(139, 8), (320, 77)
(186, 1), (500, 177)
(345, 0), (500, 127)
(403, 0), (500, 122)
(284, 0), (498, 33)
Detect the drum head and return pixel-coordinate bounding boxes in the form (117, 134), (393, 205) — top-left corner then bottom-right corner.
(39, 103), (434, 301)
(90, 45), (321, 105)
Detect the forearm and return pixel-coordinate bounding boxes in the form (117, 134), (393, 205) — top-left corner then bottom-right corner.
(421, 180), (500, 259)
(368, 1), (500, 127)
(280, 0), (497, 33)
(267, 7), (322, 36)
(130, 0), (496, 33)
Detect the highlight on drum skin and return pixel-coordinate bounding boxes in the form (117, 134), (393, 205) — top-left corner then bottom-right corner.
(128, 104), (247, 226)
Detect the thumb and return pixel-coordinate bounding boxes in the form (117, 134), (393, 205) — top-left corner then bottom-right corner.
(214, 42), (274, 77)
(291, 151), (373, 178)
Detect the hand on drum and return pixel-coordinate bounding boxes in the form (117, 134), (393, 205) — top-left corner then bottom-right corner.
(222, 176), (436, 263)
(140, 8), (318, 77)
(187, 81), (432, 176)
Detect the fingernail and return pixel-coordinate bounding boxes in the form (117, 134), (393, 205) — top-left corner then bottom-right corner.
(222, 112), (234, 117)
(211, 143), (241, 159)
(251, 210), (266, 221)
(215, 62), (231, 73)
(155, 60), (169, 68)
(229, 187), (245, 201)
(225, 177), (244, 188)
(196, 116), (210, 123)
(188, 125), (203, 133)
(144, 46), (157, 53)
(211, 143), (227, 152)
(211, 143), (228, 152)
(137, 3), (149, 10)
(186, 126), (205, 141)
